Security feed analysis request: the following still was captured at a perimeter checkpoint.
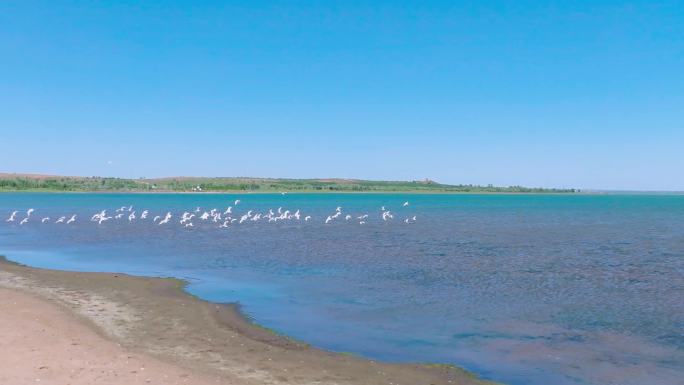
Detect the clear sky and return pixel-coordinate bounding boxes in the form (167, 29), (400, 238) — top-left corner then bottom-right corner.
(1, 1), (682, 190)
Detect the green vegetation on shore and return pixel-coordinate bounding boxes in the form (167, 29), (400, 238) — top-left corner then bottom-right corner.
(0, 174), (577, 193)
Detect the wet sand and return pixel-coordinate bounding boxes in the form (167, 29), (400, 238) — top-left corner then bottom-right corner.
(0, 257), (494, 385)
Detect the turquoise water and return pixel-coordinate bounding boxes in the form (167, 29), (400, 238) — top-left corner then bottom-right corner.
(1, 193), (682, 385)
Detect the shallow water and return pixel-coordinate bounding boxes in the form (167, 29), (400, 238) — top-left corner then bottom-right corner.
(0, 193), (682, 385)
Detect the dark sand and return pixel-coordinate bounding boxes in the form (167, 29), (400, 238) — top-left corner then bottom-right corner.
(0, 258), (495, 385)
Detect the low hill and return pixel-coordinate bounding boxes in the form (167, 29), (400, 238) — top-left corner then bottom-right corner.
(0, 174), (576, 193)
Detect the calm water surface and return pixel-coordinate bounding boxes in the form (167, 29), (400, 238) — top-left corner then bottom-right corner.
(0, 193), (682, 385)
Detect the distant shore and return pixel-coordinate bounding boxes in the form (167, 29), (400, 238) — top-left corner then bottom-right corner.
(0, 173), (578, 194)
(0, 189), (581, 195)
(0, 257), (495, 385)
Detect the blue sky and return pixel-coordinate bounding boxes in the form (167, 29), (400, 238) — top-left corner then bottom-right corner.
(1, 1), (682, 190)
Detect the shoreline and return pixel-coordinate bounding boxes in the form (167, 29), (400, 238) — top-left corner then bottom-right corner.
(4, 189), (681, 195)
(0, 256), (496, 385)
(1, 190), (588, 195)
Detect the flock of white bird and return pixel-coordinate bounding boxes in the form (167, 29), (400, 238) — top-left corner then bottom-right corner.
(5, 200), (417, 228)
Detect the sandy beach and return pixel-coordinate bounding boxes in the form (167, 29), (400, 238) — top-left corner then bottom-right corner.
(0, 288), (224, 385)
(0, 258), (493, 385)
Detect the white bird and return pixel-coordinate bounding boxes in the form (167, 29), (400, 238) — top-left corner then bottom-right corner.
(20, 218), (29, 225)
(66, 215), (76, 224)
(403, 201), (409, 207)
(97, 215), (111, 225)
(140, 210), (149, 219)
(184, 222), (194, 228)
(128, 211), (136, 221)
(304, 216), (311, 221)
(41, 217), (50, 223)
(26, 208), (34, 217)
(6, 211), (18, 222)
(325, 216), (332, 224)
(234, 199), (241, 205)
(404, 218), (409, 223)
(115, 213), (124, 219)
(345, 215), (352, 221)
(359, 221), (366, 225)
(381, 206), (386, 211)
(158, 212), (172, 225)
(224, 207), (232, 215)
(357, 214), (368, 220)
(56, 216), (66, 223)
(180, 212), (195, 224)
(153, 215), (161, 222)
(91, 210), (106, 221)
(336, 206), (342, 212)
(412, 215), (417, 221)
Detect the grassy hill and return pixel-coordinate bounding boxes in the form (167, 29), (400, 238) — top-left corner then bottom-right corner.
(0, 174), (577, 193)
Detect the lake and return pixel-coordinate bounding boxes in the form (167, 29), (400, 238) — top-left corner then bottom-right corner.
(1, 193), (682, 385)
